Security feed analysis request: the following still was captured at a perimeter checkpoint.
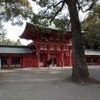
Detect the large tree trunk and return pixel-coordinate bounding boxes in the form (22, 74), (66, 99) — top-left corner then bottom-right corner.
(65, 0), (89, 82)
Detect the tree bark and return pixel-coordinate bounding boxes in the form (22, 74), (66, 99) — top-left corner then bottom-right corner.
(65, 0), (89, 82)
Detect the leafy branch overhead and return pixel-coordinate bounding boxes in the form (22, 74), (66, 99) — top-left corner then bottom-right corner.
(82, 4), (100, 49)
(33, 0), (99, 23)
(0, 0), (33, 25)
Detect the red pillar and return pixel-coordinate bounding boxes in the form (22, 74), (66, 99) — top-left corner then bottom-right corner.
(36, 45), (40, 68)
(8, 55), (11, 69)
(69, 50), (72, 66)
(61, 52), (64, 67)
(43, 55), (46, 67)
(22, 56), (25, 68)
(61, 46), (64, 67)
(46, 45), (50, 66)
(37, 53), (40, 68)
(98, 57), (100, 64)
(47, 53), (50, 61)
(47, 45), (50, 61)
(90, 56), (93, 64)
(68, 45), (72, 66)
(97, 56), (99, 65)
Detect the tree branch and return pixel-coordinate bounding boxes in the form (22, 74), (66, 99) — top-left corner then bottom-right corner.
(77, 0), (98, 13)
(67, 19), (71, 28)
(76, 0), (83, 11)
(53, 1), (63, 8)
(43, 1), (63, 15)
(84, 0), (98, 12)
(50, 1), (65, 23)
(43, 5), (53, 14)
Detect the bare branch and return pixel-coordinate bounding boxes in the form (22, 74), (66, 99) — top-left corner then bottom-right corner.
(84, 0), (98, 12)
(50, 1), (65, 23)
(4, 0), (8, 8)
(77, 0), (98, 13)
(76, 0), (83, 11)
(43, 5), (53, 14)
(53, 1), (63, 8)
(67, 20), (71, 28)
(42, 1), (63, 15)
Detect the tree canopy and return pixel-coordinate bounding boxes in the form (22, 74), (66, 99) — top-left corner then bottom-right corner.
(0, 0), (33, 25)
(82, 4), (100, 49)
(0, 0), (32, 46)
(0, 31), (23, 46)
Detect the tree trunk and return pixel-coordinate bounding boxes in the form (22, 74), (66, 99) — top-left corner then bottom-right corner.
(65, 0), (89, 82)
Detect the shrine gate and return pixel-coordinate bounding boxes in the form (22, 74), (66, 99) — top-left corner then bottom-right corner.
(20, 23), (72, 67)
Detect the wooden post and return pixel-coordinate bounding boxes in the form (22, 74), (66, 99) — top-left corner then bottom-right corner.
(90, 56), (93, 64)
(69, 45), (72, 66)
(47, 53), (50, 61)
(47, 45), (50, 66)
(22, 56), (25, 68)
(36, 49), (40, 68)
(69, 50), (72, 66)
(8, 55), (11, 69)
(36, 45), (40, 68)
(98, 56), (100, 64)
(61, 46), (64, 67)
(60, 52), (64, 67)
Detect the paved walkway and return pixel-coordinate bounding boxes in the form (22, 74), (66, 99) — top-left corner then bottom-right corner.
(0, 65), (100, 100)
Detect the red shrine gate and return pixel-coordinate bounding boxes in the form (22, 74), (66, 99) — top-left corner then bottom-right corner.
(20, 23), (72, 67)
(20, 23), (100, 68)
(29, 41), (72, 67)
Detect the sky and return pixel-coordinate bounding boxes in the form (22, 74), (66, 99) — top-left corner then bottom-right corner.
(4, 22), (32, 45)
(3, 0), (39, 45)
(3, 0), (87, 45)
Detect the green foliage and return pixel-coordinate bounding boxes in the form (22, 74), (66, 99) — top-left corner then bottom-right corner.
(31, 0), (99, 33)
(0, 38), (23, 46)
(0, 31), (7, 44)
(37, 0), (48, 7)
(53, 17), (70, 32)
(14, 39), (23, 46)
(31, 25), (51, 34)
(0, 0), (33, 25)
(82, 4), (100, 49)
(0, 28), (23, 46)
(32, 13), (50, 27)
(0, 22), (7, 42)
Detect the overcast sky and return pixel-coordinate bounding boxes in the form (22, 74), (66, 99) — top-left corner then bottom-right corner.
(3, 0), (39, 45)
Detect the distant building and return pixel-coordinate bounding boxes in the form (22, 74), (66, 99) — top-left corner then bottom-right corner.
(0, 46), (36, 69)
(85, 49), (100, 65)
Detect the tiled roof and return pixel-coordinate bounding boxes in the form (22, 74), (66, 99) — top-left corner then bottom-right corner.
(0, 46), (35, 54)
(20, 22), (72, 41)
(85, 49), (100, 55)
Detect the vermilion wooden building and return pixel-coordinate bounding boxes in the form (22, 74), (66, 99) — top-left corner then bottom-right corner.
(20, 23), (72, 67)
(0, 46), (36, 69)
(85, 50), (100, 65)
(20, 23), (100, 67)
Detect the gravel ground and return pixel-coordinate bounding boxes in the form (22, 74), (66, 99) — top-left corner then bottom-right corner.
(0, 65), (100, 100)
